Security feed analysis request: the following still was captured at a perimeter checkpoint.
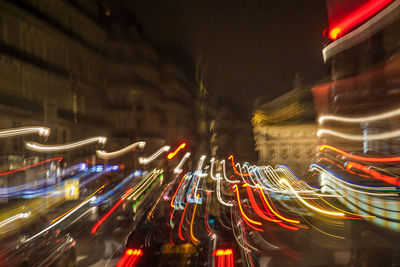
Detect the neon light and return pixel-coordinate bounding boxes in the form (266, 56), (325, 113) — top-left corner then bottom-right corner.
(279, 178), (344, 217)
(26, 137), (107, 152)
(96, 141), (145, 159)
(320, 145), (400, 162)
(346, 161), (400, 187)
(0, 157), (62, 176)
(232, 185), (262, 226)
(328, 0), (394, 40)
(167, 143), (187, 159)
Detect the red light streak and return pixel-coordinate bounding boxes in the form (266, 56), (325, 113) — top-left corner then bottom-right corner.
(0, 157), (62, 176)
(167, 143), (187, 160)
(328, 0), (394, 40)
(346, 161), (400, 187)
(244, 184), (281, 223)
(320, 145), (400, 162)
(116, 249), (143, 267)
(256, 186), (300, 224)
(228, 155), (253, 177)
(214, 249), (234, 267)
(91, 187), (133, 234)
(232, 185), (263, 232)
(178, 202), (189, 241)
(319, 157), (371, 178)
(171, 174), (187, 208)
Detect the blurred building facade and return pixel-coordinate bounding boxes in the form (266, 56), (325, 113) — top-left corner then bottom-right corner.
(252, 65), (330, 175)
(312, 0), (400, 253)
(0, 0), (212, 160)
(314, 0), (400, 167)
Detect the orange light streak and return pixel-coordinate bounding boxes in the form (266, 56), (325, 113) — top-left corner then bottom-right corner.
(167, 143), (187, 159)
(228, 155), (253, 177)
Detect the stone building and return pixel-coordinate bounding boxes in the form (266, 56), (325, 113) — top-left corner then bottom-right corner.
(0, 0), (210, 161)
(252, 64), (330, 175)
(252, 88), (318, 175)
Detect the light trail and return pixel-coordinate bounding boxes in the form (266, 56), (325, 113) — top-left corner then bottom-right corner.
(221, 160), (240, 184)
(190, 200), (199, 245)
(139, 146), (170, 164)
(171, 174), (187, 208)
(319, 106), (400, 124)
(320, 145), (400, 163)
(279, 178), (344, 217)
(167, 142), (187, 159)
(0, 212), (31, 229)
(91, 186), (134, 234)
(232, 185), (263, 227)
(178, 202), (189, 241)
(317, 128), (400, 141)
(244, 184), (281, 223)
(96, 141), (145, 159)
(346, 161), (400, 187)
(0, 126), (50, 138)
(25, 136), (107, 152)
(0, 157), (62, 177)
(51, 185), (104, 224)
(25, 185), (104, 242)
(174, 152), (191, 174)
(228, 155), (253, 177)
(216, 177), (233, 207)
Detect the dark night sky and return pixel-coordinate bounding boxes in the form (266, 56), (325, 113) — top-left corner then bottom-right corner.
(129, 0), (328, 117)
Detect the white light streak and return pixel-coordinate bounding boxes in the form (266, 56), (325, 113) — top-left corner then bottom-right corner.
(139, 146), (170, 164)
(0, 212), (31, 229)
(279, 178), (344, 217)
(25, 136), (107, 152)
(317, 128), (400, 141)
(174, 152), (191, 174)
(24, 197), (94, 243)
(0, 126), (50, 138)
(319, 107), (400, 124)
(196, 155), (207, 177)
(96, 141), (145, 159)
(216, 177), (233, 207)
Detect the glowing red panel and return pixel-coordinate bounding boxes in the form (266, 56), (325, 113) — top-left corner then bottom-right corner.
(328, 0), (394, 40)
